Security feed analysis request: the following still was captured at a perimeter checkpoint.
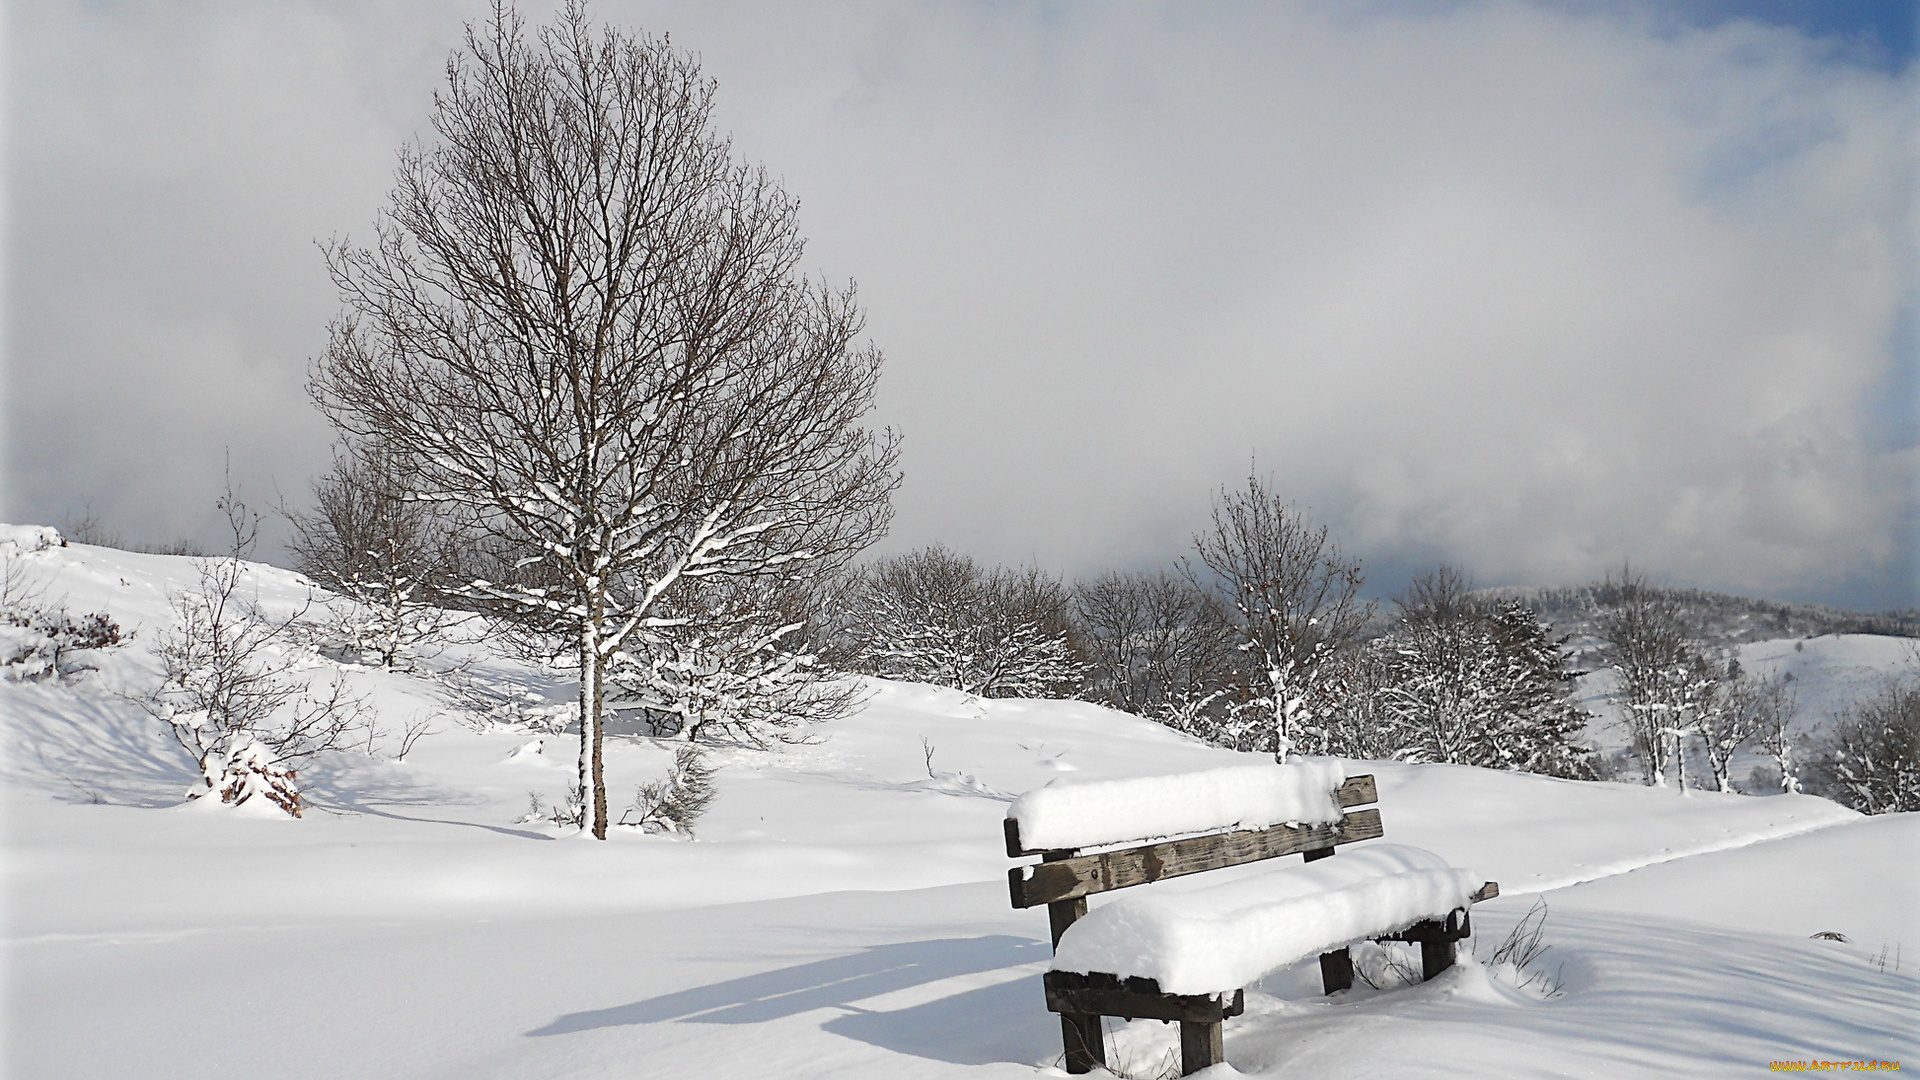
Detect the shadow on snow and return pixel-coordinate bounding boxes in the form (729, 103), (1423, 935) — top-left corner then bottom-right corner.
(526, 934), (1059, 1066)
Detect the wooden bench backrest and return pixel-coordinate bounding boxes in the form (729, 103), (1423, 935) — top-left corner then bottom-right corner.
(1006, 773), (1383, 910)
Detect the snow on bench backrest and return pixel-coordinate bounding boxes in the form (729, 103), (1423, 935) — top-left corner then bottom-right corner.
(1007, 760), (1348, 853)
(1049, 843), (1485, 995)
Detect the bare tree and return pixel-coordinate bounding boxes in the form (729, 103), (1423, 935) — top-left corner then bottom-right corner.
(285, 441), (463, 670)
(311, 4), (899, 837)
(1745, 673), (1802, 793)
(1695, 661), (1763, 792)
(838, 546), (1082, 699)
(139, 487), (366, 815)
(1074, 570), (1232, 725)
(1594, 565), (1717, 787)
(1807, 659), (1920, 814)
(1187, 474), (1372, 760)
(1396, 563), (1476, 628)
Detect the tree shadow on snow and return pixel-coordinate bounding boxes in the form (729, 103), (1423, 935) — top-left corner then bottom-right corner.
(3, 685), (198, 806)
(299, 753), (485, 811)
(527, 934), (1059, 1065)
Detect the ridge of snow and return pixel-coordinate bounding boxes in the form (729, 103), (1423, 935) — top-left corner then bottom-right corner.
(1008, 760), (1347, 851)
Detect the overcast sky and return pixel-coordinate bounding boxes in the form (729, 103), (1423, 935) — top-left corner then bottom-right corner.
(6, 0), (1916, 609)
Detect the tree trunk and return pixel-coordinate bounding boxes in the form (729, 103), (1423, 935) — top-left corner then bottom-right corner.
(579, 610), (608, 839)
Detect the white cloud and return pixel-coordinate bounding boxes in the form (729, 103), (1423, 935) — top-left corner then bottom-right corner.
(7, 1), (1912, 604)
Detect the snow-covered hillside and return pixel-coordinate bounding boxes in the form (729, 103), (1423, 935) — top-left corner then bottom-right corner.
(3, 528), (1915, 1078)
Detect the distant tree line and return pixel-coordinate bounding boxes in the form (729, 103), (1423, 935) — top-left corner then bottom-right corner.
(282, 434), (1920, 817)
(808, 474), (1601, 780)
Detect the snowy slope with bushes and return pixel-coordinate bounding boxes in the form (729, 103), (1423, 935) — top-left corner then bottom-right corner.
(3, 529), (1915, 1078)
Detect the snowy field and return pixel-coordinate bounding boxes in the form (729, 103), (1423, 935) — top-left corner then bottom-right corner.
(3, 531), (1916, 1078)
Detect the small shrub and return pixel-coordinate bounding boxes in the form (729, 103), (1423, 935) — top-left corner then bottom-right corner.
(1479, 899), (1564, 998)
(621, 744), (716, 836)
(190, 737), (302, 816)
(1351, 940), (1422, 990)
(1, 603), (124, 682)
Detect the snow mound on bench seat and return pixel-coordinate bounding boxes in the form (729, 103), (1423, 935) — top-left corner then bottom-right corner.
(1050, 843), (1484, 995)
(1008, 760), (1347, 852)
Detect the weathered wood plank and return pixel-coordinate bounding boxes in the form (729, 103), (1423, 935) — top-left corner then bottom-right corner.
(1381, 908), (1471, 946)
(1043, 971), (1244, 1024)
(1011, 808), (1385, 907)
(1472, 880), (1500, 903)
(1058, 1012), (1105, 1074)
(1335, 773), (1378, 809)
(1179, 1020), (1225, 1075)
(1004, 774), (1378, 857)
(1043, 849), (1089, 948)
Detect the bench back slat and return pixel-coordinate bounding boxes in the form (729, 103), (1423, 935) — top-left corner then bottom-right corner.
(1009, 806), (1385, 908)
(1004, 772), (1378, 858)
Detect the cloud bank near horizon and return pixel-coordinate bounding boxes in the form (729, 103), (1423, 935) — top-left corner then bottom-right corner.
(7, 1), (1914, 608)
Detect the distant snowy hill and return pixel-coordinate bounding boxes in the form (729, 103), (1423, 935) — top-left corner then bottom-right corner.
(3, 525), (1914, 1079)
(1573, 633), (1915, 788)
(1496, 582), (1920, 647)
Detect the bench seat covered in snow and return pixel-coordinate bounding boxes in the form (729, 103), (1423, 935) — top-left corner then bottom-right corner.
(1004, 763), (1498, 1076)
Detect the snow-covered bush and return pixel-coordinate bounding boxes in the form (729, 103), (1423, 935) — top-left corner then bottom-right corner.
(2, 604), (124, 682)
(621, 743), (716, 835)
(188, 737), (303, 816)
(836, 546), (1082, 698)
(2, 543), (125, 681)
(606, 579), (861, 747)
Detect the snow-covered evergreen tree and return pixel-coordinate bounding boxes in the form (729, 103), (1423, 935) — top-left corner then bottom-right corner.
(1363, 598), (1591, 776)
(1311, 568), (1590, 778)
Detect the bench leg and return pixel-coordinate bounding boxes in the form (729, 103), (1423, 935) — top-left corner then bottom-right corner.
(1420, 935), (1454, 980)
(1179, 1019), (1224, 1075)
(1318, 946), (1354, 993)
(1059, 1012), (1105, 1074)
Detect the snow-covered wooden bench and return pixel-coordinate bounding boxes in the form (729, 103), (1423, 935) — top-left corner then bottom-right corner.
(1004, 763), (1498, 1075)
